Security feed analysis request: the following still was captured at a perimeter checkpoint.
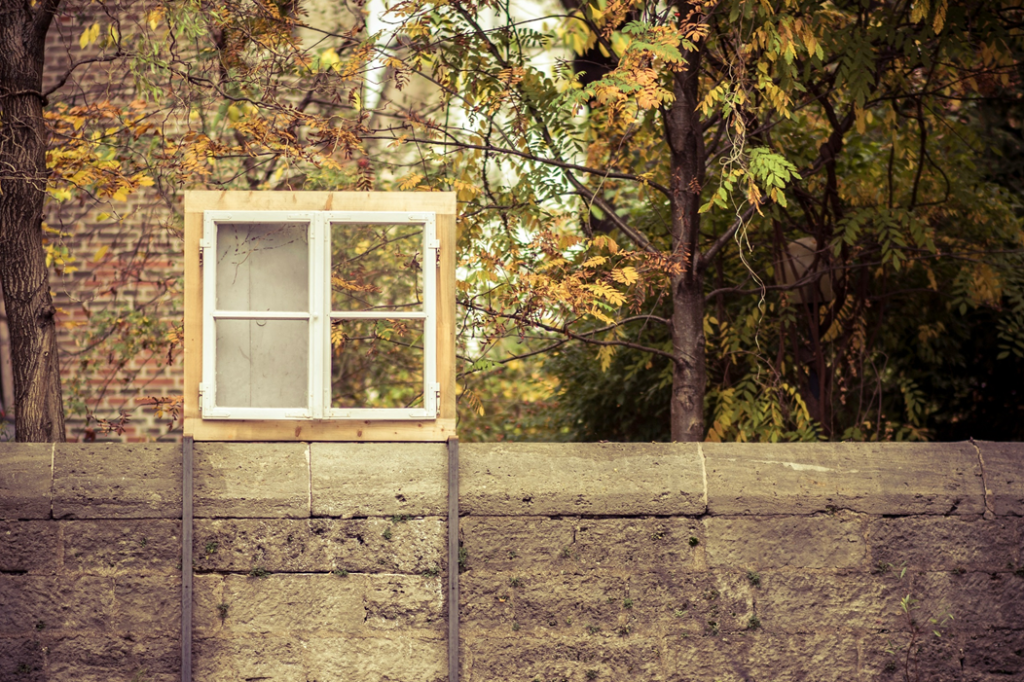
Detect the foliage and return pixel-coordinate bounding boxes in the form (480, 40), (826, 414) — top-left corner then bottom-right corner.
(28, 0), (1024, 441)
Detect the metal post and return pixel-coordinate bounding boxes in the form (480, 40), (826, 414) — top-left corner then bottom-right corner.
(447, 437), (459, 682)
(181, 436), (194, 682)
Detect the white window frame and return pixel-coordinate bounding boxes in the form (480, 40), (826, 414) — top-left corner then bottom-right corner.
(200, 210), (438, 421)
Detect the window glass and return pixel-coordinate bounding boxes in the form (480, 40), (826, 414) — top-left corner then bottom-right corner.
(216, 222), (309, 312)
(215, 319), (309, 408)
(330, 318), (424, 409)
(330, 222), (423, 312)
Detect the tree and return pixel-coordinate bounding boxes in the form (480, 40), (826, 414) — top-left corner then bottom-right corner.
(380, 0), (1024, 441)
(0, 0), (66, 441)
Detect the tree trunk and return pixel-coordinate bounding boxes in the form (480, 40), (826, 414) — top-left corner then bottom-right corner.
(664, 0), (706, 442)
(0, 0), (66, 442)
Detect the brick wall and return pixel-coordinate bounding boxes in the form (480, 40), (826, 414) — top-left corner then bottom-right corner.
(1, 442), (1022, 681)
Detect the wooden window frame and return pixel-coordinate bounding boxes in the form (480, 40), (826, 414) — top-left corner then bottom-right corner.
(183, 191), (457, 441)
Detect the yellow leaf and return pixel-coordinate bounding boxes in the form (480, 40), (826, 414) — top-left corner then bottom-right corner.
(147, 7), (165, 30)
(597, 345), (615, 372)
(611, 266), (638, 285)
(581, 255), (607, 268)
(111, 187), (129, 202)
(398, 173), (424, 190)
(134, 174), (155, 187)
(79, 22), (100, 49)
(93, 245), (109, 262)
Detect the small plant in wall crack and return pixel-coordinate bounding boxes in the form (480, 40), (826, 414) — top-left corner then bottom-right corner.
(508, 576), (523, 588)
(332, 568), (349, 578)
(747, 615), (761, 630)
(217, 603), (229, 622)
(247, 566), (270, 579)
(422, 566), (441, 578)
(688, 536), (700, 547)
(747, 571), (761, 587)
(382, 527), (393, 541)
(888, 593), (954, 682)
(204, 541), (219, 555)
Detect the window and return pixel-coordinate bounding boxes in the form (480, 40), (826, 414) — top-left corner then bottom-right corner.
(183, 192), (456, 441)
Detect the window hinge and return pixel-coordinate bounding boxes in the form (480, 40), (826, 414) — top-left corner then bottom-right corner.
(199, 237), (213, 266)
(431, 382), (441, 415)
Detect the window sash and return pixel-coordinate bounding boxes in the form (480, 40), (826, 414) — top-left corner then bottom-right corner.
(200, 210), (438, 421)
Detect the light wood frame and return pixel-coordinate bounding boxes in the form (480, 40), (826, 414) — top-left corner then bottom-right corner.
(183, 191), (457, 441)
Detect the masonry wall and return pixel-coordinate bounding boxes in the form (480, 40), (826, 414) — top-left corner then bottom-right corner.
(1, 442), (1022, 682)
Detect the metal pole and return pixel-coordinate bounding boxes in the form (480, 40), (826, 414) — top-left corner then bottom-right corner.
(181, 436), (194, 682)
(447, 437), (459, 682)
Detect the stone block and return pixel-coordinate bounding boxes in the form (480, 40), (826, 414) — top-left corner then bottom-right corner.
(302, 635), (447, 682)
(867, 516), (1018, 572)
(912, 570), (1024, 629)
(963, 630), (1024, 676)
(858, 632), (966, 682)
(462, 633), (663, 682)
(111, 574), (181, 634)
(705, 442), (984, 515)
(628, 571), (754, 636)
(460, 516), (576, 571)
(45, 634), (179, 682)
(193, 635), (306, 682)
(662, 632), (863, 682)
(310, 442), (446, 518)
(52, 443), (181, 519)
(0, 521), (59, 574)
(574, 517), (705, 572)
(756, 573), (903, 634)
(216, 574), (366, 634)
(0, 444), (52, 520)
(0, 637), (46, 682)
(0, 575), (118, 634)
(977, 441), (1024, 516)
(62, 519), (181, 575)
(193, 574), (225, 637)
(364, 573), (445, 630)
(461, 443), (704, 516)
(460, 569), (627, 633)
(704, 513), (868, 570)
(192, 517), (445, 575)
(194, 442), (308, 518)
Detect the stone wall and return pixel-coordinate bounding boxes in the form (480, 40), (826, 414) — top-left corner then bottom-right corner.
(1, 442), (1022, 682)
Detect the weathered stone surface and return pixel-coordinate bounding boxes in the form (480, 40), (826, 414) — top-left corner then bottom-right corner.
(0, 575), (113, 634)
(193, 517), (445, 574)
(704, 512), (868, 569)
(0, 637), (46, 682)
(193, 574), (226, 637)
(460, 516), (576, 570)
(310, 442), (446, 517)
(963, 629), (1024, 677)
(111, 574), (181, 634)
(977, 441), (1024, 516)
(462, 634), (664, 682)
(364, 573), (445, 630)
(867, 516), (1018, 572)
(0, 444), (52, 520)
(756, 573), (902, 633)
(662, 632), (863, 682)
(193, 635), (306, 682)
(574, 517), (705, 572)
(216, 574), (366, 634)
(461, 443), (704, 516)
(705, 442), (984, 515)
(52, 443), (180, 519)
(63, 519), (181, 575)
(302, 635), (447, 682)
(194, 442), (308, 518)
(460, 569), (627, 633)
(912, 570), (1024, 629)
(858, 632), (966, 682)
(45, 633), (179, 682)
(0, 521), (59, 574)
(628, 571), (754, 636)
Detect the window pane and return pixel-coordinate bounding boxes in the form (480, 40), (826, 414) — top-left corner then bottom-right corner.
(331, 223), (423, 312)
(217, 222), (309, 312)
(216, 319), (309, 409)
(331, 319), (424, 409)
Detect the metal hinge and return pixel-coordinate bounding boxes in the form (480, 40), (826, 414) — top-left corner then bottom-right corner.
(431, 382), (441, 415)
